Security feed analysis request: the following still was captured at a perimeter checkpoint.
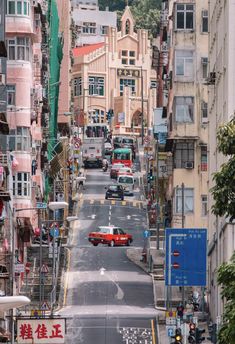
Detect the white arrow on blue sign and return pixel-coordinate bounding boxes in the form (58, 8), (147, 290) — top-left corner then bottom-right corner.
(166, 326), (176, 337)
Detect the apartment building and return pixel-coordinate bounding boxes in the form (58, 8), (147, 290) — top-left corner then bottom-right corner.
(72, 6), (157, 134)
(72, 0), (116, 47)
(165, 0), (209, 229)
(3, 0), (47, 275)
(208, 0), (235, 322)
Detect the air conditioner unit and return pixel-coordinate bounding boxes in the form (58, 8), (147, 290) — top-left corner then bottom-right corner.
(201, 57), (208, 65)
(184, 161), (194, 169)
(0, 74), (6, 85)
(32, 181), (37, 187)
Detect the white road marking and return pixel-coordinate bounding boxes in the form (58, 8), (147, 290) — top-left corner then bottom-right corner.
(127, 215), (131, 220)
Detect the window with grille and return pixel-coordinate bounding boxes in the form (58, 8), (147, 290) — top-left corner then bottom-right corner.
(174, 96), (194, 123)
(120, 79), (136, 96)
(9, 127), (31, 151)
(74, 77), (82, 96)
(175, 4), (194, 30)
(201, 57), (208, 79)
(7, 0), (30, 16)
(175, 187), (194, 213)
(13, 172), (30, 197)
(174, 141), (194, 169)
(7, 37), (30, 61)
(201, 146), (207, 171)
(82, 22), (96, 34)
(89, 76), (104, 96)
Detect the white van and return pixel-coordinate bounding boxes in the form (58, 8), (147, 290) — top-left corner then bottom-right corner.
(117, 174), (135, 195)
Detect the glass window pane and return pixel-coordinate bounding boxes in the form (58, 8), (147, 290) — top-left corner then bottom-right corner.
(177, 12), (184, 29)
(186, 12), (194, 29)
(9, 46), (15, 60)
(8, 1), (15, 14)
(24, 1), (27, 15)
(17, 1), (22, 14)
(185, 59), (193, 77)
(176, 58), (184, 75)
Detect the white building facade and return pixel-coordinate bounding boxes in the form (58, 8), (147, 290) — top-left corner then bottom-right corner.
(72, 0), (116, 47)
(208, 0), (235, 322)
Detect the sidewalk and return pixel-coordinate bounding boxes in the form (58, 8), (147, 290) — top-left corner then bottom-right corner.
(134, 142), (211, 343)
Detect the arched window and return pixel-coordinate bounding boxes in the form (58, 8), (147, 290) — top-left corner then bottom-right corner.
(125, 19), (130, 34)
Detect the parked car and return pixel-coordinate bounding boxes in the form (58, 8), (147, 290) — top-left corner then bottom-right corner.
(88, 226), (133, 247)
(110, 163), (125, 179)
(105, 185), (124, 200)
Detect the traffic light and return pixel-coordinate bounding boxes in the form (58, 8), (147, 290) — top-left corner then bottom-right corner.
(188, 323), (196, 343)
(172, 328), (183, 344)
(147, 169), (154, 183)
(196, 328), (205, 343)
(207, 323), (217, 343)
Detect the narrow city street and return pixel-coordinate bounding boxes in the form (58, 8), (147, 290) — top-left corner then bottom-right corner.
(58, 167), (158, 343)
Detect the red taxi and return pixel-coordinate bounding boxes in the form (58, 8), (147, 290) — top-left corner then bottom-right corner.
(88, 226), (133, 247)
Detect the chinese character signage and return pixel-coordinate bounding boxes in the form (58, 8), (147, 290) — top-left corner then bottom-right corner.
(117, 68), (140, 77)
(17, 319), (65, 343)
(165, 228), (207, 287)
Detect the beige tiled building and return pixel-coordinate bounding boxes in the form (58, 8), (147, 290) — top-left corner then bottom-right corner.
(208, 0), (235, 322)
(72, 6), (157, 135)
(166, 0), (209, 229)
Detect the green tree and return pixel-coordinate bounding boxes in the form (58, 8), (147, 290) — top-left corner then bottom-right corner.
(211, 118), (235, 220)
(217, 252), (235, 344)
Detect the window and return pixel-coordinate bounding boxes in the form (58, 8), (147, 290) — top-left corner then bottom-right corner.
(175, 50), (194, 78)
(150, 80), (157, 88)
(175, 187), (194, 213)
(7, 37), (30, 61)
(89, 76), (104, 96)
(74, 77), (82, 96)
(101, 26), (108, 35)
(7, 85), (16, 105)
(174, 141), (194, 169)
(175, 96), (194, 123)
(201, 101), (208, 122)
(202, 10), (208, 33)
(201, 146), (207, 171)
(13, 172), (30, 197)
(201, 195), (208, 216)
(175, 4), (194, 30)
(90, 109), (105, 123)
(121, 50), (135, 65)
(201, 57), (208, 79)
(9, 127), (31, 151)
(7, 0), (30, 16)
(82, 22), (96, 34)
(120, 79), (136, 95)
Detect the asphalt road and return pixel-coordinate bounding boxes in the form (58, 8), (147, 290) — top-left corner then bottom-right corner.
(58, 165), (158, 343)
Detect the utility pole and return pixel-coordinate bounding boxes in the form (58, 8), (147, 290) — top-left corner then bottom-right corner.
(141, 67), (144, 145)
(155, 136), (160, 250)
(181, 182), (185, 305)
(39, 209), (42, 306)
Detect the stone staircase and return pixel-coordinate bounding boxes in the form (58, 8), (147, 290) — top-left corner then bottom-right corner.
(20, 244), (65, 308)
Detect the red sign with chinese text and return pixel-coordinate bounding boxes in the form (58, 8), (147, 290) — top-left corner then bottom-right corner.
(17, 319), (65, 343)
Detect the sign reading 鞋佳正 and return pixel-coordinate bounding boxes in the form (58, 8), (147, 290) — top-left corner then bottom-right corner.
(17, 319), (65, 343)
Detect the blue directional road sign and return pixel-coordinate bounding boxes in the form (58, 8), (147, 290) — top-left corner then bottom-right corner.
(165, 228), (207, 287)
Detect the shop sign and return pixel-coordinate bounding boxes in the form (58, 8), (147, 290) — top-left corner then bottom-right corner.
(17, 318), (65, 343)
